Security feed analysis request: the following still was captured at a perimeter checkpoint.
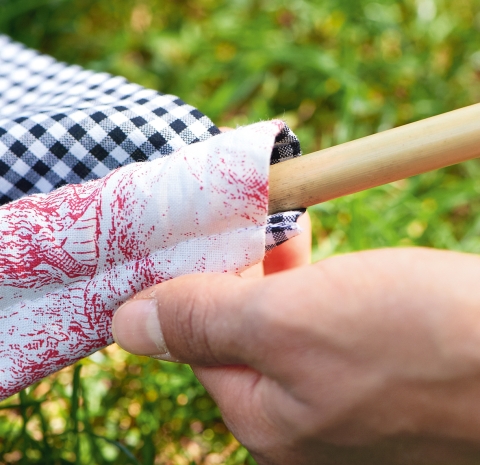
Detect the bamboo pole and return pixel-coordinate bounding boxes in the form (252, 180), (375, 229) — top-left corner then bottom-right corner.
(268, 103), (480, 215)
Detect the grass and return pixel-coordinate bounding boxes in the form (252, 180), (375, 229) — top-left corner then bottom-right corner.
(1, 0), (480, 463)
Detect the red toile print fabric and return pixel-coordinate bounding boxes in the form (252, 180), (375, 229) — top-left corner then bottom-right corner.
(0, 120), (301, 401)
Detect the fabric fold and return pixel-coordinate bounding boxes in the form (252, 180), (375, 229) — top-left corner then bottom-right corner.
(0, 35), (305, 401)
(0, 119), (299, 401)
(0, 35), (304, 251)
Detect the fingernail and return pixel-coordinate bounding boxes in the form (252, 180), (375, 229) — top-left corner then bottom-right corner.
(112, 298), (171, 358)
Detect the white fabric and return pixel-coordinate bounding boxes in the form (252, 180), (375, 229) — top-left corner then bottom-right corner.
(0, 120), (295, 401)
(0, 35), (304, 252)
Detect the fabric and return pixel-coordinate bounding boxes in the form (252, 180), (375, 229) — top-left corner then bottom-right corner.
(0, 36), (304, 400)
(0, 35), (219, 202)
(0, 120), (302, 401)
(0, 35), (302, 251)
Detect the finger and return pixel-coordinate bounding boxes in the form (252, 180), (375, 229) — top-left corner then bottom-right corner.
(112, 273), (269, 366)
(263, 211), (312, 275)
(111, 250), (352, 369)
(192, 365), (271, 441)
(192, 366), (292, 452)
(111, 248), (387, 369)
(193, 364), (330, 465)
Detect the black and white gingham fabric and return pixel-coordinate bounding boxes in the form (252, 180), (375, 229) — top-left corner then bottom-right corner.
(265, 125), (305, 251)
(0, 34), (220, 204)
(0, 35), (303, 251)
(271, 124), (302, 164)
(265, 210), (303, 251)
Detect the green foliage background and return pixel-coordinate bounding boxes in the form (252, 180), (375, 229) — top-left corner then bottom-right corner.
(1, 0), (480, 463)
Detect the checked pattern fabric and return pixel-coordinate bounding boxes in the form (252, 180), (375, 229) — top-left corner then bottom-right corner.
(0, 34), (302, 251)
(0, 120), (303, 401)
(0, 34), (220, 203)
(0, 37), (305, 400)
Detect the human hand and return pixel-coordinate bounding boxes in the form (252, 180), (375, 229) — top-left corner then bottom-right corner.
(112, 243), (480, 465)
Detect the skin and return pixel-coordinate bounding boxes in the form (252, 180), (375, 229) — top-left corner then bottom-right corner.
(112, 128), (480, 465)
(112, 211), (480, 464)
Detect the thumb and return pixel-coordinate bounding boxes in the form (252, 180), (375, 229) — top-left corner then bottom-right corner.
(112, 273), (264, 366)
